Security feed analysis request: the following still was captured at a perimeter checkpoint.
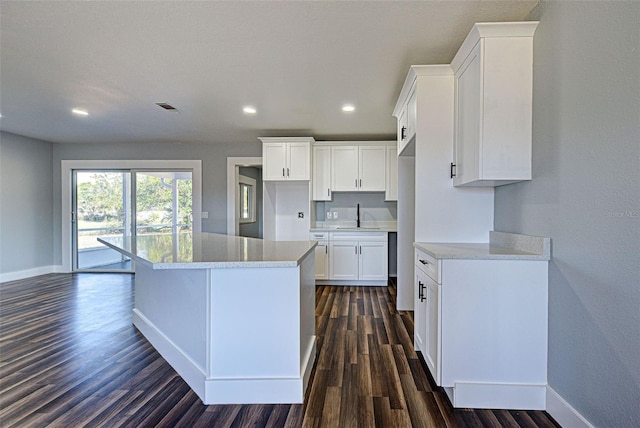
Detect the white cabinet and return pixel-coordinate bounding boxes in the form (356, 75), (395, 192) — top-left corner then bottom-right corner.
(331, 145), (386, 192)
(396, 84), (417, 155)
(260, 137), (313, 181)
(451, 22), (538, 187)
(413, 241), (549, 410)
(328, 239), (359, 280)
(310, 232), (329, 280)
(327, 231), (388, 284)
(385, 146), (398, 201)
(312, 145), (331, 201)
(415, 248), (441, 385)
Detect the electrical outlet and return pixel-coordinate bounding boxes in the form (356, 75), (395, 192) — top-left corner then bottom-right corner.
(326, 211), (332, 220)
(333, 211), (338, 219)
(298, 212), (304, 218)
(201, 211), (209, 219)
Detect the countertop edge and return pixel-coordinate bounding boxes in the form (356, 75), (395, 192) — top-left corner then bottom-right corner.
(414, 241), (551, 261)
(98, 235), (317, 270)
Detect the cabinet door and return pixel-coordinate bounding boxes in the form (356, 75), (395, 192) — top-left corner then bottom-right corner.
(414, 268), (428, 354)
(454, 42), (482, 186)
(287, 142), (310, 180)
(331, 146), (358, 191)
(424, 274), (440, 385)
(312, 146), (331, 201)
(406, 88), (417, 142)
(359, 146), (386, 191)
(358, 240), (388, 281)
(314, 242), (329, 280)
(397, 105), (409, 152)
(263, 143), (288, 181)
(329, 240), (359, 280)
(385, 146), (398, 201)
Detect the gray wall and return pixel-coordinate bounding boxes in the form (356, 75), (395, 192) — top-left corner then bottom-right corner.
(52, 140), (261, 265)
(495, 2), (640, 426)
(0, 132), (54, 273)
(238, 166), (263, 239)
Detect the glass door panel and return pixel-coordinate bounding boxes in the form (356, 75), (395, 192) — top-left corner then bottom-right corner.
(134, 171), (192, 236)
(73, 171), (132, 271)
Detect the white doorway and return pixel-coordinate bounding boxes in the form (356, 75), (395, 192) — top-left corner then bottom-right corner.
(226, 157), (262, 236)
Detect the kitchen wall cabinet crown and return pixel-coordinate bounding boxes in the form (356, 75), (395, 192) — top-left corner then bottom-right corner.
(451, 22), (538, 187)
(260, 137), (314, 181)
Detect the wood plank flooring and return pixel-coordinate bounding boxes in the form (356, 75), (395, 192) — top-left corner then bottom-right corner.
(0, 273), (560, 427)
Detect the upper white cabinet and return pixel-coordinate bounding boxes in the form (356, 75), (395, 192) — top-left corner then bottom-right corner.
(331, 145), (386, 192)
(312, 145), (332, 201)
(396, 84), (417, 155)
(451, 22), (538, 187)
(260, 137), (313, 181)
(385, 146), (398, 201)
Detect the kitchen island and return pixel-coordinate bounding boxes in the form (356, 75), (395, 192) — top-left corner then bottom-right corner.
(99, 232), (317, 405)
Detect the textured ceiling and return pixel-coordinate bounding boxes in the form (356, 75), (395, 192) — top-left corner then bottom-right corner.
(0, 1), (537, 145)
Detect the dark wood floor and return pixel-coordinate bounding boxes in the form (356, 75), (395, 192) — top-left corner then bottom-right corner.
(0, 274), (560, 427)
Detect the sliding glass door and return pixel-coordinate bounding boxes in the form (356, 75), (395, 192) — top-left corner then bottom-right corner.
(72, 169), (192, 272)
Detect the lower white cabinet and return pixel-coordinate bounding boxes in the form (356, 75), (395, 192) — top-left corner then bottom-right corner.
(309, 232), (329, 280)
(415, 250), (440, 384)
(414, 245), (549, 410)
(312, 231), (388, 285)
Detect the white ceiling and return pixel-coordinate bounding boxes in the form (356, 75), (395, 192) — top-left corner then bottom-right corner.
(0, 1), (537, 146)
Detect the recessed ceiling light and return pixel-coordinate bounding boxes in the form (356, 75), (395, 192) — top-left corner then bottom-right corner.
(72, 108), (89, 116)
(342, 104), (355, 112)
(243, 106), (257, 114)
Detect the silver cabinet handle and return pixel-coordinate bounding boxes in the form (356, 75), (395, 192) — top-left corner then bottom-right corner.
(282, 168), (285, 177)
(327, 188), (330, 196)
(359, 179), (362, 188)
(355, 179), (357, 188)
(287, 168), (290, 176)
(419, 259), (428, 265)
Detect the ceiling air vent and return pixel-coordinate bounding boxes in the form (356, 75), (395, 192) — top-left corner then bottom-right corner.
(155, 102), (178, 111)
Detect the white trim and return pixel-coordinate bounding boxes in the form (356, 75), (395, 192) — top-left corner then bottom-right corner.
(61, 160), (202, 272)
(0, 265), (64, 283)
(546, 386), (595, 428)
(226, 157), (262, 236)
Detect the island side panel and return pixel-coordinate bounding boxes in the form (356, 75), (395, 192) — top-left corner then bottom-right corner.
(133, 264), (209, 373)
(298, 250), (316, 391)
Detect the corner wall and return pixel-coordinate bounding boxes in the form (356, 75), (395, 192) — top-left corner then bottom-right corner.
(495, 2), (640, 426)
(0, 132), (54, 280)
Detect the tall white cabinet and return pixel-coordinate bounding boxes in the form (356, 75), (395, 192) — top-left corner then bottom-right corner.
(261, 137), (314, 241)
(451, 22), (538, 186)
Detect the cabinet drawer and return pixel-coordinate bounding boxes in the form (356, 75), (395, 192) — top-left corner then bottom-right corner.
(309, 232), (329, 241)
(415, 249), (440, 283)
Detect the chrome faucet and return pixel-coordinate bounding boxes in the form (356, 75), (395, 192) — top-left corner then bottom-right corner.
(357, 203), (360, 228)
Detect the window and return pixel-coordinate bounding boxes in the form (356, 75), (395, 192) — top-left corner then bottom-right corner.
(238, 175), (256, 224)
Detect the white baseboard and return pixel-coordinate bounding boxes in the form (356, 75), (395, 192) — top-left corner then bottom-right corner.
(0, 265), (64, 283)
(315, 279), (388, 286)
(451, 382), (546, 410)
(546, 386), (594, 428)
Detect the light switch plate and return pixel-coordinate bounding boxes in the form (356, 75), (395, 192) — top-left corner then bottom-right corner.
(333, 212), (338, 219)
(298, 212), (304, 218)
(201, 211), (209, 219)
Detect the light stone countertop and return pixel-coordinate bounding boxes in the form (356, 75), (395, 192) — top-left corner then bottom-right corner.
(414, 231), (551, 261)
(98, 232), (316, 270)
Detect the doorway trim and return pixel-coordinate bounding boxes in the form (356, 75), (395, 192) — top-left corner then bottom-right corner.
(61, 160), (202, 272)
(226, 157), (262, 236)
